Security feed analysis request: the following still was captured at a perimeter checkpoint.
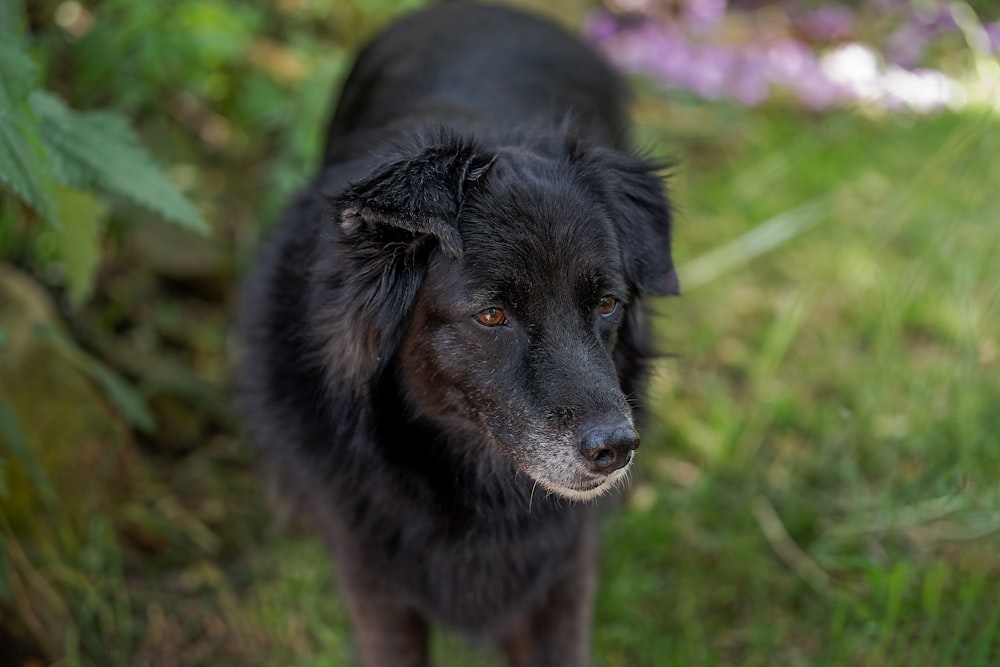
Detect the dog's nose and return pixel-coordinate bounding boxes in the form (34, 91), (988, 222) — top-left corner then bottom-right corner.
(577, 423), (639, 473)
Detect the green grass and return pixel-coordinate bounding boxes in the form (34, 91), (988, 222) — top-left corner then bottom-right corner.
(592, 94), (1000, 666)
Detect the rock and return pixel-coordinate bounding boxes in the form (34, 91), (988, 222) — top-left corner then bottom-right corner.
(0, 263), (137, 658)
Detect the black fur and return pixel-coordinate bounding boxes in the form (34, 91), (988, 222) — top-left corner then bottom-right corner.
(237, 4), (678, 666)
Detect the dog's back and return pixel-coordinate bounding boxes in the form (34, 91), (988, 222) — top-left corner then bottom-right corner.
(324, 3), (629, 161)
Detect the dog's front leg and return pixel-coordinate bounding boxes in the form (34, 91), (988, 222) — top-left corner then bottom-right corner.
(325, 526), (430, 667)
(340, 585), (430, 667)
(500, 520), (598, 667)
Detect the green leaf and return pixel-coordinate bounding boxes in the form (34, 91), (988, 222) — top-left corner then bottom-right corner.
(0, 0), (27, 42)
(0, 397), (57, 506)
(0, 42), (60, 225)
(29, 91), (208, 233)
(54, 187), (106, 308)
(0, 40), (37, 97)
(0, 533), (13, 602)
(33, 324), (156, 433)
(87, 362), (157, 434)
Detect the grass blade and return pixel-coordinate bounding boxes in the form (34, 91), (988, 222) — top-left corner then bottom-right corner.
(0, 396), (57, 506)
(678, 198), (828, 291)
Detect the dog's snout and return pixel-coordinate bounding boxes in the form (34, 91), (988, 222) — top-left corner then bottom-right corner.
(577, 423), (639, 473)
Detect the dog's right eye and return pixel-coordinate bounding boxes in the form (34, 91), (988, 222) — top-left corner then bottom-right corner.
(597, 296), (618, 317)
(474, 307), (507, 327)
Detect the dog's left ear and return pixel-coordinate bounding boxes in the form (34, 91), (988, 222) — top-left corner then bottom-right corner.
(580, 148), (680, 296)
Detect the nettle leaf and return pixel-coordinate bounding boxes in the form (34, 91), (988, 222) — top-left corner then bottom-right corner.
(54, 186), (106, 308)
(0, 0), (27, 43)
(0, 43), (60, 225)
(30, 91), (208, 233)
(0, 40), (37, 96)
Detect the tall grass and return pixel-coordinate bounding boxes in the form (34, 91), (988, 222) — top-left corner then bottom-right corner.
(591, 96), (1000, 666)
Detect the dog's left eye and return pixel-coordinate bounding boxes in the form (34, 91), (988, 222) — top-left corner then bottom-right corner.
(596, 296), (618, 317)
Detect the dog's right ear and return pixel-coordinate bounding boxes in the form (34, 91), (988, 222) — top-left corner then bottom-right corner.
(312, 143), (495, 396)
(332, 144), (496, 259)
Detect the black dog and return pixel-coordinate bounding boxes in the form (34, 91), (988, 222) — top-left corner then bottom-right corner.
(237, 3), (678, 665)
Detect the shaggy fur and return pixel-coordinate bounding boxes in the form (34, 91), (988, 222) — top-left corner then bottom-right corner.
(237, 3), (678, 666)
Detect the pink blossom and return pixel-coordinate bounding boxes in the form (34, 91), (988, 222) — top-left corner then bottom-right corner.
(585, 2), (978, 114)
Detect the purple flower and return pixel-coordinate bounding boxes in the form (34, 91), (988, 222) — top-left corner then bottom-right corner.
(584, 0), (966, 114)
(885, 23), (930, 68)
(759, 39), (817, 87)
(792, 72), (845, 110)
(651, 36), (696, 87)
(684, 46), (736, 99)
(866, 0), (910, 12)
(584, 11), (620, 44)
(684, 0), (728, 30)
(795, 6), (856, 43)
(915, 5), (957, 35)
(729, 59), (770, 106)
(603, 23), (677, 75)
(986, 22), (1000, 54)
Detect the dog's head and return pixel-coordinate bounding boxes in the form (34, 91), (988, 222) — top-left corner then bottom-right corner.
(320, 136), (677, 500)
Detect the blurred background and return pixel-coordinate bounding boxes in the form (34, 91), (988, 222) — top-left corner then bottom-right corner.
(1, 0), (999, 665)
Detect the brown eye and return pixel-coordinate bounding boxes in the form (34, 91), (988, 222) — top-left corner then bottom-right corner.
(475, 307), (507, 327)
(597, 296), (618, 317)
